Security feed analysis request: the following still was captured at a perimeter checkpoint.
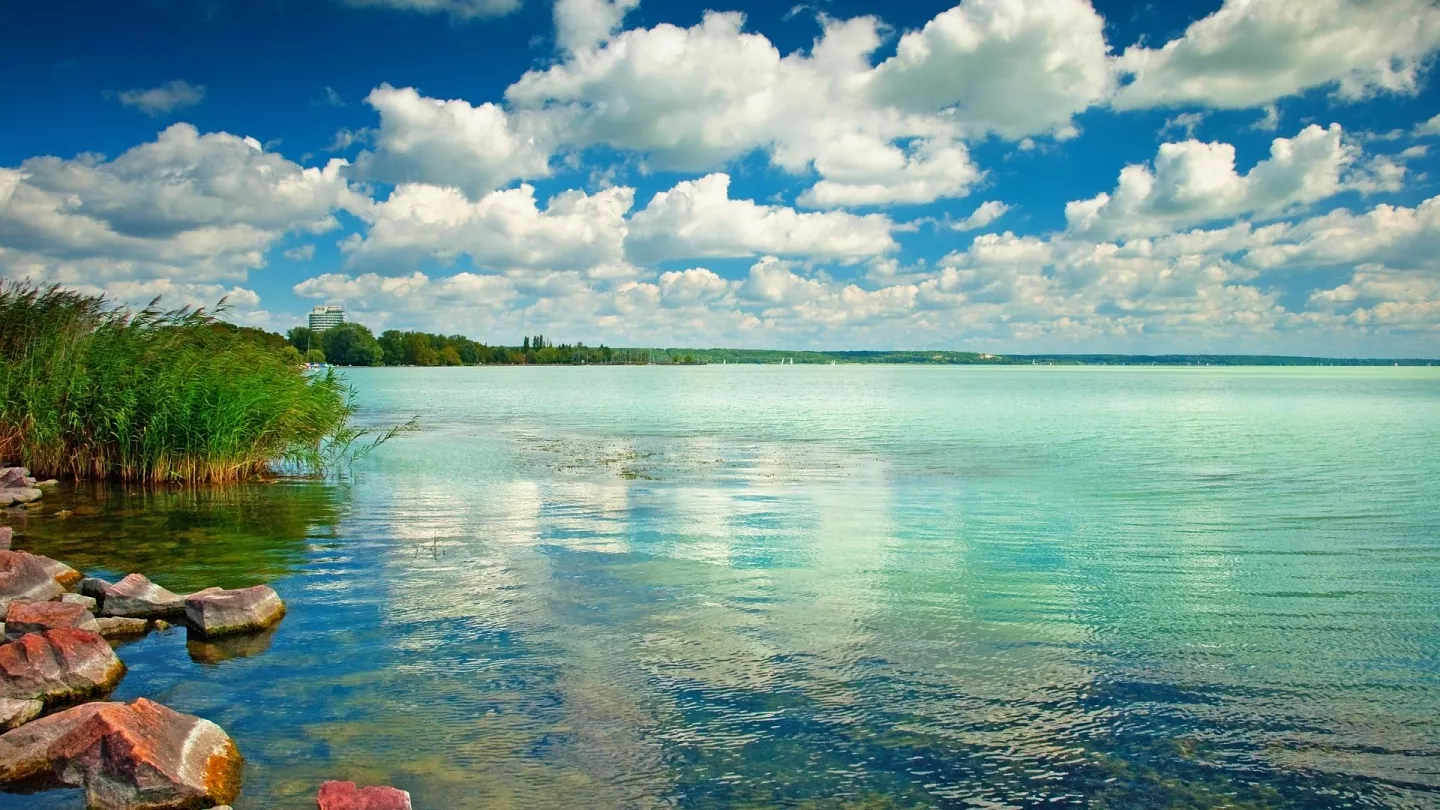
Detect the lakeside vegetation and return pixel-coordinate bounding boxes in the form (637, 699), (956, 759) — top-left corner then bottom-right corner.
(0, 284), (398, 484)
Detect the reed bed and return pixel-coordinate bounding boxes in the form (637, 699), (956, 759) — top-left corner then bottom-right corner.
(0, 283), (397, 484)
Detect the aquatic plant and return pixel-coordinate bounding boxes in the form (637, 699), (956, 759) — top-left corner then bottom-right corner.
(0, 282), (408, 484)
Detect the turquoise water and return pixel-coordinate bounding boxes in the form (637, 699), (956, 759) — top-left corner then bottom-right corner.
(4, 366), (1439, 808)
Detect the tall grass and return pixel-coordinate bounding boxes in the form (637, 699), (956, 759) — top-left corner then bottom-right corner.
(0, 283), (405, 484)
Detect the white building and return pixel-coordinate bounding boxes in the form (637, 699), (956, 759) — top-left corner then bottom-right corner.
(308, 305), (347, 332)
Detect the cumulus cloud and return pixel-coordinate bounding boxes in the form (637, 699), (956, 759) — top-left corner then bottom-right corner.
(555, 0), (639, 53)
(112, 80), (206, 116)
(340, 0), (521, 20)
(1065, 124), (1389, 240)
(353, 84), (551, 197)
(798, 137), (981, 208)
(344, 182), (633, 271)
(627, 173), (896, 263)
(1113, 0), (1440, 110)
(953, 200), (1011, 231)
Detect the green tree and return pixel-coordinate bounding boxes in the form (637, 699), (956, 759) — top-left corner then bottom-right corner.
(439, 346), (462, 366)
(282, 345), (304, 365)
(320, 324), (383, 366)
(378, 330), (405, 366)
(402, 333), (438, 366)
(305, 348), (326, 364)
(286, 326), (318, 352)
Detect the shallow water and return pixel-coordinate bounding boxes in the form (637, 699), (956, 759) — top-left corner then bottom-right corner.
(4, 366), (1439, 809)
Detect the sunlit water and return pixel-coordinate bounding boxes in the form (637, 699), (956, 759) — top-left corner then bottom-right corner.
(4, 366), (1439, 809)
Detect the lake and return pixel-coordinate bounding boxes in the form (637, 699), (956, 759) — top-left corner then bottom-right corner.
(6, 366), (1439, 809)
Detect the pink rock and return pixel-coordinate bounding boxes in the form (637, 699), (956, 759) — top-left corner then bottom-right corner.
(185, 585), (286, 637)
(0, 701), (114, 784)
(0, 488), (41, 507)
(317, 780), (413, 810)
(0, 628), (125, 705)
(33, 555), (82, 589)
(0, 469), (27, 489)
(0, 551), (65, 611)
(0, 698), (41, 731)
(102, 574), (186, 619)
(49, 698), (244, 810)
(0, 527), (11, 550)
(5, 600), (100, 641)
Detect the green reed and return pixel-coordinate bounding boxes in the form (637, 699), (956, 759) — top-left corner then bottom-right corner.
(0, 283), (406, 484)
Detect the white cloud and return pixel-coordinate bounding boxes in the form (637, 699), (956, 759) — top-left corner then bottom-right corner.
(868, 0), (1112, 139)
(555, 0), (639, 53)
(353, 84), (551, 197)
(1414, 113), (1440, 136)
(340, 0), (521, 20)
(627, 173), (896, 263)
(1113, 0), (1440, 110)
(345, 182), (633, 271)
(953, 200), (1011, 231)
(112, 80), (206, 116)
(0, 124), (361, 285)
(1065, 124), (1385, 240)
(284, 244), (316, 261)
(798, 137), (981, 208)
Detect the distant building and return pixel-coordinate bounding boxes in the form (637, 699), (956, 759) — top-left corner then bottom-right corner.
(308, 305), (346, 332)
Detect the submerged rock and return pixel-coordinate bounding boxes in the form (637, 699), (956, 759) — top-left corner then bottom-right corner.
(0, 701), (114, 784)
(186, 624), (277, 665)
(0, 628), (125, 705)
(317, 780), (413, 810)
(101, 574), (186, 620)
(0, 698), (42, 731)
(95, 617), (149, 639)
(185, 585), (286, 637)
(0, 551), (65, 611)
(62, 593), (99, 612)
(5, 601), (100, 641)
(50, 698), (244, 810)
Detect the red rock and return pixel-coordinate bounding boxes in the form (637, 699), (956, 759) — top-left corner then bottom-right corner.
(34, 555), (82, 589)
(0, 551), (64, 611)
(49, 698), (244, 810)
(5, 600), (100, 641)
(317, 780), (413, 810)
(0, 628), (125, 705)
(0, 701), (114, 783)
(185, 585), (286, 637)
(102, 574), (187, 619)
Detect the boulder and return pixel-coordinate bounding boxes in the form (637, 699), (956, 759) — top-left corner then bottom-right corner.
(49, 698), (244, 810)
(0, 700), (114, 784)
(62, 593), (99, 612)
(0, 469), (28, 489)
(5, 601), (100, 641)
(34, 480), (58, 488)
(95, 617), (149, 639)
(0, 489), (41, 508)
(0, 628), (125, 705)
(0, 526), (10, 550)
(0, 551), (65, 611)
(185, 585), (286, 637)
(80, 576), (113, 603)
(34, 555), (82, 589)
(0, 698), (42, 731)
(317, 780), (413, 810)
(102, 574), (186, 620)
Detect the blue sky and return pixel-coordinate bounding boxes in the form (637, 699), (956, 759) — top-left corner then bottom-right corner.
(2, 0), (1439, 355)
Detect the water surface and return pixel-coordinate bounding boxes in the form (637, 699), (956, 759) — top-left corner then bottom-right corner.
(5, 366), (1439, 809)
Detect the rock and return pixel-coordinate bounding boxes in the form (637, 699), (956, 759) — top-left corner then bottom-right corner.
(5, 601), (100, 641)
(0, 698), (42, 731)
(0, 526), (10, 550)
(34, 480), (58, 488)
(80, 576), (112, 602)
(0, 489), (41, 508)
(185, 585), (286, 637)
(95, 617), (149, 639)
(0, 629), (125, 705)
(0, 701), (114, 784)
(0, 551), (65, 611)
(317, 780), (413, 810)
(33, 555), (82, 589)
(49, 698), (244, 810)
(0, 469), (28, 489)
(152, 620), (173, 632)
(62, 593), (98, 612)
(101, 574), (186, 619)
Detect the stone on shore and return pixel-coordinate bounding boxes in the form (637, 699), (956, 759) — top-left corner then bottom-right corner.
(0, 489), (42, 508)
(102, 574), (186, 620)
(185, 585), (286, 637)
(0, 629), (125, 705)
(317, 780), (413, 810)
(62, 593), (99, 611)
(0, 527), (11, 550)
(49, 698), (244, 810)
(0, 698), (42, 731)
(32, 555), (83, 590)
(95, 617), (149, 639)
(0, 469), (28, 489)
(0, 551), (65, 611)
(5, 601), (100, 641)
(0, 701), (114, 784)
(80, 576), (113, 603)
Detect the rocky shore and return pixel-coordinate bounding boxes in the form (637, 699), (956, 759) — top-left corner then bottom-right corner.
(0, 468), (412, 810)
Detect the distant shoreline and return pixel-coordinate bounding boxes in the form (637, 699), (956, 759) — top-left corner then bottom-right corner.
(320, 353), (1439, 368)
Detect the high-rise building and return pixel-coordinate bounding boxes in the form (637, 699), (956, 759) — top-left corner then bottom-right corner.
(308, 305), (347, 332)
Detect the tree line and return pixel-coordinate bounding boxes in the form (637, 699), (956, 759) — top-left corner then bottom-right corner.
(281, 324), (698, 366)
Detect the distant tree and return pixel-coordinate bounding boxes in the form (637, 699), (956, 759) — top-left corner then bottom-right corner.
(439, 346), (462, 366)
(282, 345), (304, 365)
(305, 348), (326, 364)
(401, 333), (438, 366)
(454, 339), (480, 365)
(320, 323), (383, 366)
(287, 326), (318, 352)
(522, 336), (530, 351)
(378, 330), (405, 366)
